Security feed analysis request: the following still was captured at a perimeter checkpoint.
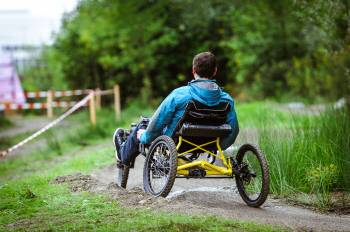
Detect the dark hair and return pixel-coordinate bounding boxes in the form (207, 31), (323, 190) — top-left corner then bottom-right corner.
(192, 52), (217, 78)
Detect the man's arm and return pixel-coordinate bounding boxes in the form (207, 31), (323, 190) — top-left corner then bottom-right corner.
(220, 102), (239, 150)
(139, 91), (176, 144)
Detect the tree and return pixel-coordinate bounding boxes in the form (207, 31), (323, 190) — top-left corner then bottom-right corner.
(27, 0), (349, 102)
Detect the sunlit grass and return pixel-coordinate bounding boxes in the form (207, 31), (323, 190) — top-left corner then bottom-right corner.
(0, 102), (284, 232)
(260, 107), (350, 208)
(236, 101), (309, 129)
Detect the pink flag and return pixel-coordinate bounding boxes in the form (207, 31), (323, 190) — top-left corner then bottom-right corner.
(0, 56), (25, 104)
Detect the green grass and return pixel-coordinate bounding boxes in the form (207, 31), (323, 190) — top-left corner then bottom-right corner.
(0, 103), (284, 232)
(235, 101), (349, 210)
(0, 103), (153, 181)
(0, 147), (282, 231)
(0, 116), (12, 131)
(259, 107), (350, 209)
(2, 99), (347, 229)
(235, 101), (309, 129)
(0, 131), (35, 150)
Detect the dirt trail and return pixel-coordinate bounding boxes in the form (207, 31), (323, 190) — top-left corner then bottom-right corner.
(0, 116), (53, 138)
(0, 116), (72, 158)
(53, 155), (350, 232)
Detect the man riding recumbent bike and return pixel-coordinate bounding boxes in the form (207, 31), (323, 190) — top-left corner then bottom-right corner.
(115, 100), (270, 207)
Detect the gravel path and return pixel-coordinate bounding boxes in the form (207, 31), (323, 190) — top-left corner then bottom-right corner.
(0, 116), (71, 158)
(86, 156), (350, 232)
(0, 116), (53, 139)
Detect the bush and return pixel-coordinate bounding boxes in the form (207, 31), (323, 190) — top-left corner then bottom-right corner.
(24, 0), (349, 101)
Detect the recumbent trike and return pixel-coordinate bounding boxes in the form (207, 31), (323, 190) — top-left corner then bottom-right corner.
(116, 100), (270, 207)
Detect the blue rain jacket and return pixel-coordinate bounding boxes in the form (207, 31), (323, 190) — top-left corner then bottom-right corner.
(140, 79), (239, 150)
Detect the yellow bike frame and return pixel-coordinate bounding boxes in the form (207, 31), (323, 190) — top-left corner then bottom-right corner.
(176, 136), (232, 176)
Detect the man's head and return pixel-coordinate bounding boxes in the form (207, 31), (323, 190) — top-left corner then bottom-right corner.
(192, 52), (217, 79)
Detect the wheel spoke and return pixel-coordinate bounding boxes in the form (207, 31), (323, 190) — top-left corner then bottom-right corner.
(241, 151), (263, 200)
(144, 136), (177, 197)
(235, 145), (269, 207)
(148, 142), (171, 194)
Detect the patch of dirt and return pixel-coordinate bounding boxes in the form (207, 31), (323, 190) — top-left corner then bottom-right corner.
(286, 192), (350, 215)
(329, 193), (350, 214)
(52, 163), (350, 232)
(52, 174), (99, 192)
(51, 172), (170, 208)
(6, 219), (35, 230)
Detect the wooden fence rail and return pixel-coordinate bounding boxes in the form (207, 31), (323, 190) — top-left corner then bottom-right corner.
(0, 85), (121, 125)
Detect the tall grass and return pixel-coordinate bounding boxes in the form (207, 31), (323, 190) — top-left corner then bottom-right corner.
(260, 107), (350, 205)
(0, 116), (12, 130)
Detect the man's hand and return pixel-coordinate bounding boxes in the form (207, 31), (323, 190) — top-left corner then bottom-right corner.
(137, 129), (146, 140)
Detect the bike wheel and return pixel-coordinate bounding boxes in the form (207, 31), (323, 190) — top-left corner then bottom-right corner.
(116, 163), (129, 189)
(143, 135), (177, 197)
(235, 143), (269, 207)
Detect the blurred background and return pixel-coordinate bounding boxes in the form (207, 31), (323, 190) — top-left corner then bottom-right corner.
(1, 0), (349, 104)
(0, 1), (349, 223)
(0, 0), (76, 71)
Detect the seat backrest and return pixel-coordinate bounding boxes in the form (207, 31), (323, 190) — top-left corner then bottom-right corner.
(175, 100), (231, 132)
(174, 100), (232, 153)
(180, 100), (230, 126)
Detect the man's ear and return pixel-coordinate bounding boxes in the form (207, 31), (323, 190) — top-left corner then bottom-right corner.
(192, 67), (195, 76)
(212, 67), (218, 77)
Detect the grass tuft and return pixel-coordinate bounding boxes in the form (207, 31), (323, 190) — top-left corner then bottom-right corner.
(260, 107), (350, 208)
(0, 116), (12, 130)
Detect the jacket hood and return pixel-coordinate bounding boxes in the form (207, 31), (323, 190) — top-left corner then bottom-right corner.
(188, 79), (222, 106)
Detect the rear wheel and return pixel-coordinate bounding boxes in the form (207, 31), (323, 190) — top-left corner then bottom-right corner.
(235, 143), (269, 207)
(143, 135), (177, 197)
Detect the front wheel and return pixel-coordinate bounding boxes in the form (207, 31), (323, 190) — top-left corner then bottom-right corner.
(143, 135), (177, 197)
(235, 143), (269, 207)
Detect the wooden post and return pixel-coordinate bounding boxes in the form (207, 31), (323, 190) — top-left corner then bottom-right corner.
(95, 88), (101, 110)
(89, 91), (96, 126)
(114, 85), (121, 122)
(4, 102), (11, 117)
(47, 90), (53, 118)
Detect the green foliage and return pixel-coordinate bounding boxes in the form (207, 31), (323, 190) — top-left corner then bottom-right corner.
(223, 0), (350, 99)
(0, 116), (12, 130)
(21, 46), (67, 91)
(260, 108), (350, 199)
(45, 131), (63, 156)
(235, 101), (309, 129)
(25, 0), (349, 101)
(51, 0), (236, 102)
(306, 164), (338, 207)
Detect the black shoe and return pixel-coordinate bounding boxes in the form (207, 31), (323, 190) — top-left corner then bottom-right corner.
(113, 128), (125, 163)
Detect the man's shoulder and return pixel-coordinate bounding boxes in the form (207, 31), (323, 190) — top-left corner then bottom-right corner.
(166, 86), (192, 106)
(172, 85), (190, 93)
(220, 90), (234, 103)
(168, 86), (191, 98)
